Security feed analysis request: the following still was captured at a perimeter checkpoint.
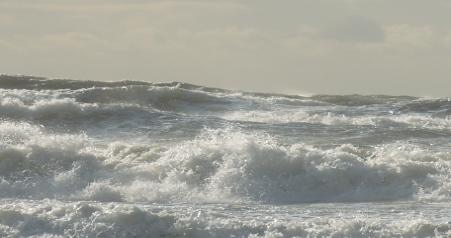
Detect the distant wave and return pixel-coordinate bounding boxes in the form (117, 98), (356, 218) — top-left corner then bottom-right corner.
(0, 75), (450, 136)
(0, 75), (419, 105)
(1, 75), (451, 237)
(0, 75), (450, 204)
(0, 75), (449, 118)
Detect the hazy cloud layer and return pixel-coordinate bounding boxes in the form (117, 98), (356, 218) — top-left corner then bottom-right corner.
(1, 0), (450, 96)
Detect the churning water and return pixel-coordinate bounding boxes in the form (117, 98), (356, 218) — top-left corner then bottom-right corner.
(0, 75), (450, 237)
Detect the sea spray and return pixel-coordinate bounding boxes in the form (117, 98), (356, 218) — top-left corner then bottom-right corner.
(0, 75), (450, 237)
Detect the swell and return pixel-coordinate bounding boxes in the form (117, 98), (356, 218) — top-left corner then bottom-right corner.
(0, 75), (152, 90)
(1, 77), (450, 131)
(2, 94), (450, 131)
(399, 98), (451, 115)
(311, 94), (417, 106)
(0, 96), (171, 125)
(0, 75), (225, 93)
(0, 75), (426, 107)
(222, 110), (451, 131)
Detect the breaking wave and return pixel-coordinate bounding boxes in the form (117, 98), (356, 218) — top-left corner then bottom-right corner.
(1, 200), (450, 238)
(0, 76), (450, 130)
(1, 75), (451, 237)
(0, 121), (450, 204)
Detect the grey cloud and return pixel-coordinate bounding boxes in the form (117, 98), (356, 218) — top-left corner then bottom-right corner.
(321, 16), (385, 43)
(0, 0), (450, 96)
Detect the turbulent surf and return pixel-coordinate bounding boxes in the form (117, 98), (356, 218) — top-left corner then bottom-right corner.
(0, 75), (450, 237)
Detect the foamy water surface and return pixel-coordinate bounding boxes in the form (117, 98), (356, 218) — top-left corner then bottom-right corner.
(0, 75), (450, 237)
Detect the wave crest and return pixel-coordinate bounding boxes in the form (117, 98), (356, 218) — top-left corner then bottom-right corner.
(1, 123), (448, 203)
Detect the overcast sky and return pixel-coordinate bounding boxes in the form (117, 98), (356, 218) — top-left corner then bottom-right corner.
(1, 0), (450, 96)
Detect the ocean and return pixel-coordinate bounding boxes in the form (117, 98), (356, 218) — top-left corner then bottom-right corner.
(0, 75), (450, 237)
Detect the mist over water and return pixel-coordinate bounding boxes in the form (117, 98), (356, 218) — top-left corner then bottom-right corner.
(1, 75), (451, 237)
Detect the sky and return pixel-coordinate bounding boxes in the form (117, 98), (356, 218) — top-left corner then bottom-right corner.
(0, 0), (450, 96)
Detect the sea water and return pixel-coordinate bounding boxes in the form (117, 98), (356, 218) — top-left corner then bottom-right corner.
(0, 75), (450, 237)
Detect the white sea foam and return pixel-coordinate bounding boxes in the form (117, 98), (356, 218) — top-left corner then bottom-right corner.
(1, 123), (450, 204)
(222, 109), (451, 130)
(2, 89), (449, 132)
(1, 76), (450, 237)
(0, 200), (450, 238)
